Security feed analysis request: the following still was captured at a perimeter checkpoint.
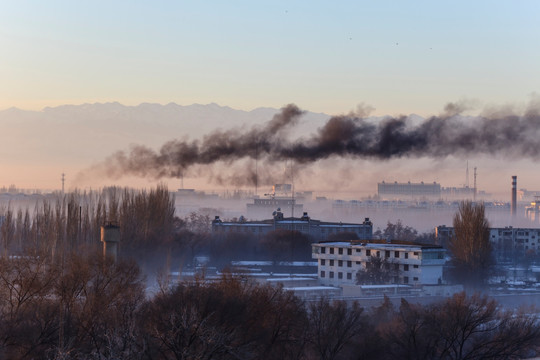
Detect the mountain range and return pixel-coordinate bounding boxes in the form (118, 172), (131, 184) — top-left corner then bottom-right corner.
(0, 102), (332, 189)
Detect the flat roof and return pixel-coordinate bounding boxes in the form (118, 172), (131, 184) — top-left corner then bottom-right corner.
(314, 241), (444, 250)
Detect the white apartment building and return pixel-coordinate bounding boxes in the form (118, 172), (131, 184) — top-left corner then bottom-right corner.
(312, 241), (446, 287)
(435, 225), (540, 262)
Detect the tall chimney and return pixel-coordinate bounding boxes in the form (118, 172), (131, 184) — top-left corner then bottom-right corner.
(101, 222), (120, 262)
(511, 176), (517, 217)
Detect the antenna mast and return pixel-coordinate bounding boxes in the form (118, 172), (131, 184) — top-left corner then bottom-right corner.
(255, 144), (258, 196)
(473, 167), (477, 201)
(291, 160), (295, 219)
(466, 161), (469, 188)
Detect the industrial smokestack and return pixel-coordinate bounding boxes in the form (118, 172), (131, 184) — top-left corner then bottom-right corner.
(101, 222), (120, 262)
(511, 176), (517, 217)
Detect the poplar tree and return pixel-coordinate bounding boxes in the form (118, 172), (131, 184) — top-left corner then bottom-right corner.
(449, 200), (493, 287)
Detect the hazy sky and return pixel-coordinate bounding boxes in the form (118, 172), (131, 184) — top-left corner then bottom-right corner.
(1, 1), (539, 116)
(1, 1), (540, 200)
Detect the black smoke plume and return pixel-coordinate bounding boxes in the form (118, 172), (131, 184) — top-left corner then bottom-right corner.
(97, 101), (540, 185)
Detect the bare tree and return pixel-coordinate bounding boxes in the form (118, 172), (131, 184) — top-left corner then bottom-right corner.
(306, 299), (365, 360)
(0, 252), (60, 359)
(378, 292), (540, 360)
(356, 256), (401, 285)
(141, 275), (307, 360)
(449, 201), (493, 287)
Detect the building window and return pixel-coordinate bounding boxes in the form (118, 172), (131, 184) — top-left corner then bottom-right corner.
(404, 264), (409, 271)
(347, 249), (352, 255)
(366, 249), (371, 256)
(338, 272), (343, 279)
(347, 261), (352, 267)
(329, 272), (334, 279)
(347, 273), (352, 280)
(320, 259), (325, 266)
(330, 260), (334, 266)
(405, 253), (409, 259)
(320, 271), (325, 278)
(356, 261), (361, 265)
(413, 251), (419, 256)
(385, 250), (390, 258)
(403, 276), (409, 284)
(330, 248), (334, 254)
(394, 263), (399, 271)
(413, 277), (418, 281)
(413, 265), (418, 269)
(356, 249), (361, 253)
(338, 248), (343, 255)
(321, 247), (326, 254)
(338, 260), (343, 267)
(394, 251), (399, 258)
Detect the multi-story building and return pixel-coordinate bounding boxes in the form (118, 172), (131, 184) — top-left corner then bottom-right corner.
(212, 210), (373, 241)
(246, 197), (303, 219)
(435, 225), (540, 262)
(311, 240), (446, 286)
(378, 181), (486, 201)
(378, 181), (441, 200)
(246, 184), (304, 219)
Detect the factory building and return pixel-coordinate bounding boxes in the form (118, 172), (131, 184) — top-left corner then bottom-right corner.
(311, 240), (446, 286)
(378, 181), (481, 201)
(212, 209), (373, 241)
(246, 197), (303, 219)
(378, 181), (441, 200)
(246, 184), (304, 219)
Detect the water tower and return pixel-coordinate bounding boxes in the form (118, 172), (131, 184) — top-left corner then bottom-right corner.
(101, 222), (120, 262)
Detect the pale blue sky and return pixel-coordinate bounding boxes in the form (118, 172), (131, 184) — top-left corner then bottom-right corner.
(1, 0), (539, 116)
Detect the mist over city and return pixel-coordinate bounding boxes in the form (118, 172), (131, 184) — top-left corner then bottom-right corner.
(1, 1), (540, 359)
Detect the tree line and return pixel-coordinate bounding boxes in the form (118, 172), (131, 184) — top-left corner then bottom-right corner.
(0, 251), (538, 359)
(0, 185), (176, 259)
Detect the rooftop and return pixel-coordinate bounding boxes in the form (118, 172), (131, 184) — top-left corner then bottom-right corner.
(314, 240), (444, 250)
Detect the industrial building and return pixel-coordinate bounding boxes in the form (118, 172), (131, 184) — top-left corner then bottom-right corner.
(378, 181), (482, 201)
(246, 197), (303, 219)
(311, 240), (446, 286)
(211, 209), (373, 241)
(378, 181), (441, 200)
(246, 184), (304, 219)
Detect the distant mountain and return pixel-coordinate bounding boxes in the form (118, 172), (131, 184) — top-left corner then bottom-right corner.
(0, 102), (332, 168)
(0, 102), (436, 190)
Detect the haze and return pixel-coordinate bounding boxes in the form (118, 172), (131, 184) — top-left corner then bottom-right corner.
(0, 1), (539, 199)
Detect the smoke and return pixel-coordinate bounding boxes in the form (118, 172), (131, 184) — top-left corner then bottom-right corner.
(87, 100), (540, 186)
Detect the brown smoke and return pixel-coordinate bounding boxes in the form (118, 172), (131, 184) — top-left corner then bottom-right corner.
(93, 100), (540, 186)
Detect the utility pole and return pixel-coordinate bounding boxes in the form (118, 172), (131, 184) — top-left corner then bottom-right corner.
(61, 173), (65, 194)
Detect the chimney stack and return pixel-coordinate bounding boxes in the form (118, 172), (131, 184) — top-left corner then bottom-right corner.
(511, 176), (517, 217)
(101, 222), (120, 262)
